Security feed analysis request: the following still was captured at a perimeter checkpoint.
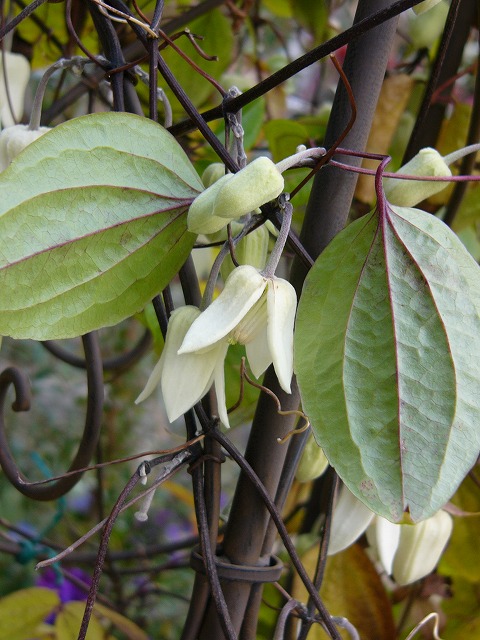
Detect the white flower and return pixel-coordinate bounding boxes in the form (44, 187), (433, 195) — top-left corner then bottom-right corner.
(391, 510), (453, 585)
(179, 265), (297, 395)
(328, 486), (453, 585)
(137, 265), (296, 428)
(136, 306), (229, 425)
(0, 52), (30, 129)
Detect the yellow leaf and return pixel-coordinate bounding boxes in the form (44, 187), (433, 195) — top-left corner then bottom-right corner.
(0, 587), (59, 640)
(442, 577), (480, 639)
(439, 476), (480, 582)
(356, 74), (414, 204)
(292, 544), (396, 639)
(55, 602), (105, 640)
(94, 602), (148, 640)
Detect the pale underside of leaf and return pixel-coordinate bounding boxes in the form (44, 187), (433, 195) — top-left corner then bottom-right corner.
(0, 112), (203, 339)
(295, 207), (480, 522)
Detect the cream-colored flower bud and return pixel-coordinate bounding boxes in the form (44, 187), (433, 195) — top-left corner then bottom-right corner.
(392, 510), (453, 586)
(0, 124), (51, 172)
(221, 224), (270, 281)
(295, 432), (329, 483)
(187, 157), (284, 235)
(0, 52), (30, 128)
(202, 162), (227, 188)
(383, 147), (451, 207)
(188, 173), (236, 235)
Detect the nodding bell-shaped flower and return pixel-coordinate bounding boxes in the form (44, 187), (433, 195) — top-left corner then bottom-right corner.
(136, 306), (229, 426)
(383, 147), (452, 207)
(187, 157), (284, 235)
(178, 265), (297, 403)
(391, 510), (453, 586)
(0, 124), (51, 172)
(328, 486), (453, 585)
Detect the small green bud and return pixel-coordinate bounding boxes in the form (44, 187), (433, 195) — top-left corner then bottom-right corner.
(295, 432), (329, 483)
(202, 163), (227, 188)
(220, 224), (270, 281)
(383, 147), (451, 207)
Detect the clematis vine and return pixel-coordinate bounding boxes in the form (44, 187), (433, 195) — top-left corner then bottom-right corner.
(137, 171), (298, 426)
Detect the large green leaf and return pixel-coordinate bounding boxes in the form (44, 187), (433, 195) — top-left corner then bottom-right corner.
(0, 112), (202, 339)
(0, 587), (59, 640)
(295, 204), (480, 522)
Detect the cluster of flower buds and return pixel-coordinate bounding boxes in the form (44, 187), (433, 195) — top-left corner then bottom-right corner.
(328, 486), (453, 586)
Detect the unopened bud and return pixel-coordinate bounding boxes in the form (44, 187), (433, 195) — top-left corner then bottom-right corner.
(392, 509), (453, 586)
(295, 432), (329, 483)
(221, 223), (270, 281)
(383, 147), (451, 207)
(0, 124), (51, 172)
(187, 157), (284, 235)
(202, 162), (227, 188)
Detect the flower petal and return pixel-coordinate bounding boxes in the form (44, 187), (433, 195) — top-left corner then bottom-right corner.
(179, 265), (267, 354)
(212, 342), (230, 428)
(328, 487), (375, 555)
(245, 325), (272, 379)
(135, 351), (165, 404)
(366, 517), (401, 575)
(266, 277), (296, 393)
(392, 510), (453, 585)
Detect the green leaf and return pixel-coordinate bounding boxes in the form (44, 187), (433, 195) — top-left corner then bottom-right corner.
(160, 10), (234, 114)
(264, 119), (309, 163)
(439, 475), (480, 582)
(0, 587), (59, 640)
(55, 602), (105, 640)
(295, 205), (480, 522)
(0, 112), (203, 340)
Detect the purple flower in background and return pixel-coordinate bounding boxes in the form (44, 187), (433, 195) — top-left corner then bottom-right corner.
(36, 567), (90, 603)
